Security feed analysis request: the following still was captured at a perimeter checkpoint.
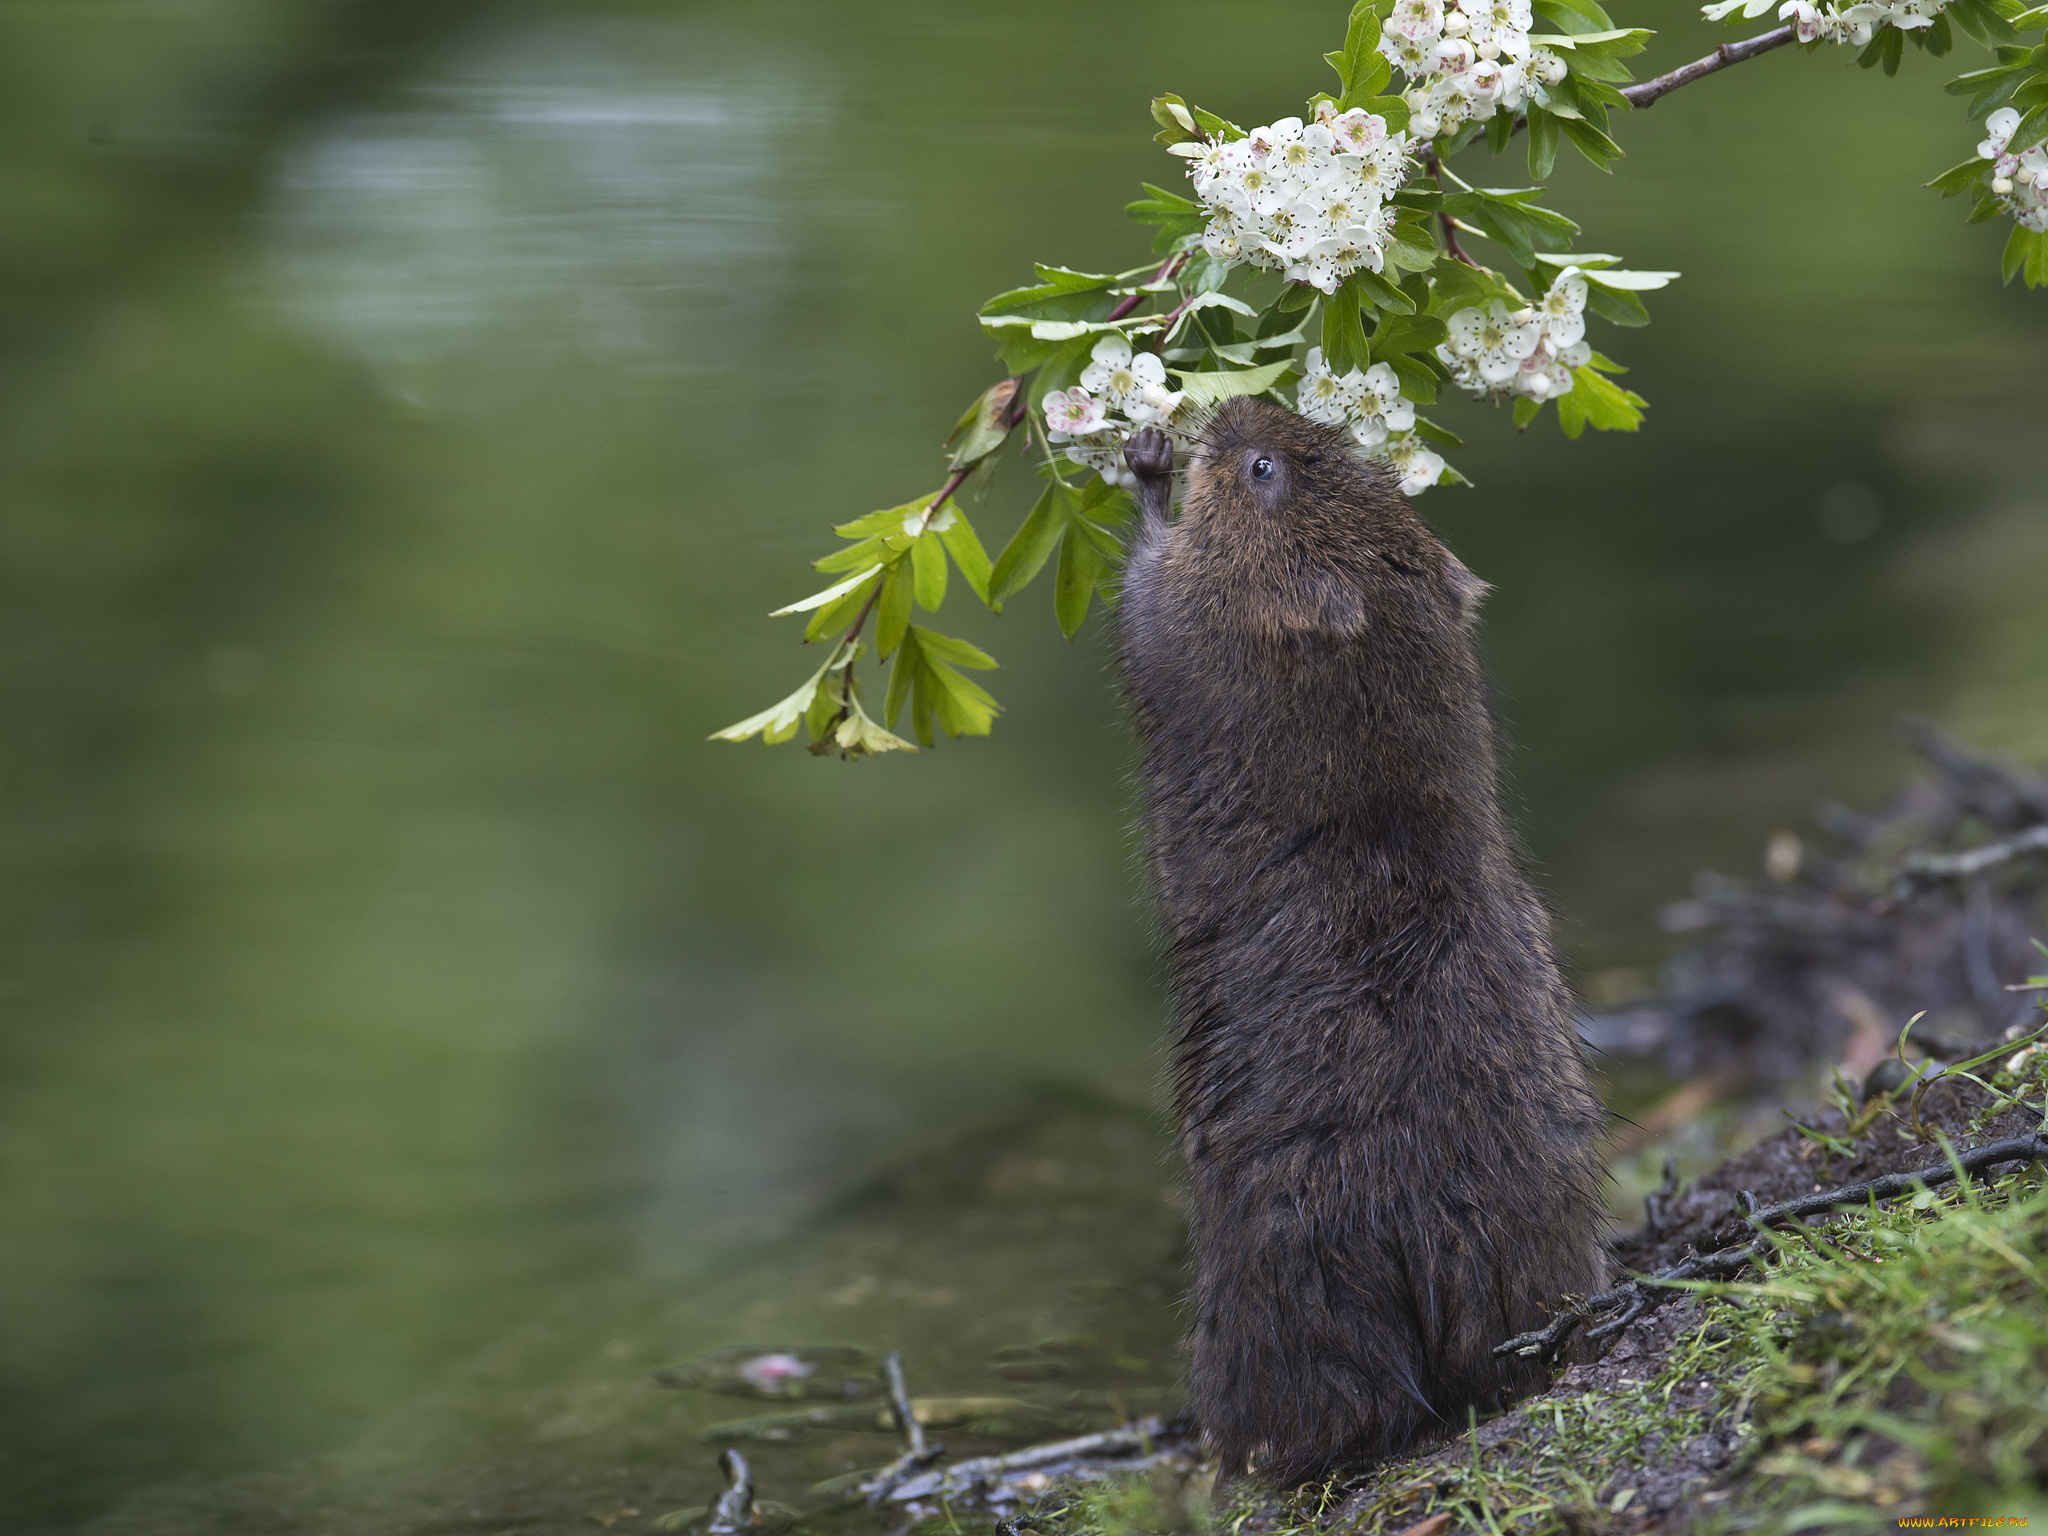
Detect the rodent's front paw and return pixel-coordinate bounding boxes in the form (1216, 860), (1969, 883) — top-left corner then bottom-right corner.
(1125, 427), (1173, 482)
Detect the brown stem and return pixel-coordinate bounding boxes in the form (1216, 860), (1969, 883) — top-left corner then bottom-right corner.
(1421, 147), (1480, 268)
(1507, 25), (1797, 139)
(1623, 25), (1797, 109)
(1106, 252), (1189, 324)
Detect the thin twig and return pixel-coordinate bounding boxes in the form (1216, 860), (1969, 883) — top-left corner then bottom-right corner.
(884, 1418), (1177, 1505)
(1508, 25), (1796, 139)
(1420, 147), (1480, 267)
(860, 1352), (945, 1504)
(1897, 825), (2048, 892)
(1496, 1132), (2048, 1362)
(1621, 25), (1797, 109)
(709, 1449), (758, 1535)
(1107, 252), (1190, 325)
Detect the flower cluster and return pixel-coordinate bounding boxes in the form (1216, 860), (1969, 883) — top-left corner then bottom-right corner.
(1043, 335), (1186, 488)
(1981, 107), (2048, 233)
(1172, 101), (1412, 293)
(1378, 0), (1567, 140)
(1775, 0), (1947, 44)
(1295, 348), (1443, 494)
(1435, 269), (1591, 402)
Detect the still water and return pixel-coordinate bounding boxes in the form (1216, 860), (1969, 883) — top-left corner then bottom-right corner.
(1, 0), (2044, 1529)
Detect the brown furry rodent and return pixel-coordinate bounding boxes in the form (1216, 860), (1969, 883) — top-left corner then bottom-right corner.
(1117, 400), (1608, 1485)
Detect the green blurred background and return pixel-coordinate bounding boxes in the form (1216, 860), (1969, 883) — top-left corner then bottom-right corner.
(1, 0), (2045, 1529)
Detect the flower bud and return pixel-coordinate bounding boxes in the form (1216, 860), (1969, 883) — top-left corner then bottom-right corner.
(1993, 176), (2015, 196)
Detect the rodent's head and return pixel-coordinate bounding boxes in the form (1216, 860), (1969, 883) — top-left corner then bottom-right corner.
(1182, 394), (1488, 627)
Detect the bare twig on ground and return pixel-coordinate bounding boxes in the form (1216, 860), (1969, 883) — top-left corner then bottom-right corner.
(886, 1418), (1181, 1505)
(1497, 1132), (2048, 1363)
(1897, 826), (2048, 893)
(859, 1353), (945, 1504)
(709, 1450), (758, 1536)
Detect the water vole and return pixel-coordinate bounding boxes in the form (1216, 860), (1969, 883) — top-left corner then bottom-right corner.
(1117, 401), (1607, 1484)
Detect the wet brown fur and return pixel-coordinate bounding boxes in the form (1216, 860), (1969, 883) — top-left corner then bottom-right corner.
(1116, 400), (1608, 1484)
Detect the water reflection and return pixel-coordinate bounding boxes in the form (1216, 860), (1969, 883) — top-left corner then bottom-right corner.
(267, 21), (799, 392)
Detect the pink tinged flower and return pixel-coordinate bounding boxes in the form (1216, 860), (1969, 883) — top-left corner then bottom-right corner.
(1389, 0), (1444, 38)
(1044, 388), (1107, 440)
(1331, 110), (1390, 156)
(738, 1353), (815, 1392)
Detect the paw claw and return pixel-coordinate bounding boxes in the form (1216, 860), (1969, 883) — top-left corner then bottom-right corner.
(1126, 427), (1173, 481)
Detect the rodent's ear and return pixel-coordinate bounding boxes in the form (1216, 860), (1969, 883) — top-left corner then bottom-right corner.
(1443, 551), (1490, 630)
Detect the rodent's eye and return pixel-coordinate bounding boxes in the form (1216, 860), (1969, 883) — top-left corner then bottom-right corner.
(1251, 456), (1275, 481)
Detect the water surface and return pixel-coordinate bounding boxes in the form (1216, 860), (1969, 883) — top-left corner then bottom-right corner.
(1, 1), (2045, 1528)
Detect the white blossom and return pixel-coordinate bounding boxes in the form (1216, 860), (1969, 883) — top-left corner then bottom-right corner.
(1381, 434), (1448, 496)
(1773, 0), (1952, 43)
(1174, 106), (1413, 293)
(1979, 109), (2048, 234)
(1294, 350), (1437, 494)
(1051, 337), (1187, 489)
(1378, 0), (1547, 135)
(1436, 269), (1595, 404)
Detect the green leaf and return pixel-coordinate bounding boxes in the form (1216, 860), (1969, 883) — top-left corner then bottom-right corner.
(943, 379), (1021, 470)
(1512, 396), (1544, 430)
(936, 508), (994, 608)
(2001, 221), (2048, 284)
(914, 627), (998, 671)
(1952, 0), (2021, 43)
(910, 526), (947, 610)
(1928, 157), (1990, 197)
(1321, 274), (1373, 374)
(1527, 107), (1559, 180)
(1410, 414), (1464, 449)
(1054, 522), (1106, 640)
(1426, 261), (1522, 312)
(1150, 94), (1199, 144)
(1581, 279), (1651, 327)
(1364, 93), (1411, 135)
(1557, 114), (1623, 170)
(1535, 0), (1627, 32)
(813, 536), (888, 575)
(829, 689), (918, 758)
(1557, 364), (1648, 437)
(2015, 101), (2048, 152)
(1880, 24), (1906, 73)
(1172, 357), (1301, 407)
(884, 627), (1000, 744)
(773, 564), (882, 618)
(1370, 311), (1449, 357)
(989, 482), (1068, 603)
(1327, 2), (1387, 106)
(709, 648), (847, 746)
(874, 559), (914, 657)
(1382, 351), (1440, 405)
(1441, 188), (1581, 264)
(1276, 281), (1318, 313)
(1126, 183), (1202, 222)
(1353, 267), (1418, 314)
